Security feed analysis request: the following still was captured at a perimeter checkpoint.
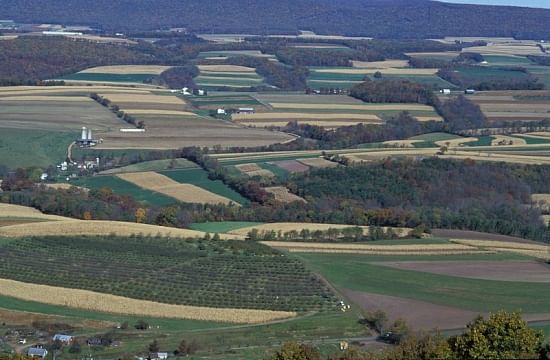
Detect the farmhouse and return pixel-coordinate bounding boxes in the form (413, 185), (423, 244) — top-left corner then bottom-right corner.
(27, 347), (48, 359)
(52, 334), (74, 344)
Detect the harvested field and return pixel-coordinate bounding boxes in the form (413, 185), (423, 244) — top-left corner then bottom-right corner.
(122, 109), (195, 116)
(268, 103), (434, 111)
(116, 172), (237, 205)
(0, 278), (295, 324)
(491, 135), (527, 146)
(100, 158), (198, 174)
(432, 229), (541, 244)
(271, 160), (310, 173)
(352, 60), (409, 68)
(0, 203), (69, 221)
(312, 68), (438, 75)
(0, 96), (92, 102)
(264, 187), (306, 204)
(375, 260), (550, 282)
(98, 93), (186, 105)
(235, 163), (274, 178)
(79, 65), (172, 75)
(255, 94), (364, 105)
(233, 112), (382, 121)
(264, 241), (487, 255)
(198, 65), (256, 73)
(451, 239), (549, 260)
(296, 157), (338, 168)
(465, 44), (543, 56)
(0, 219), (241, 240)
(342, 289), (480, 330)
(239, 120), (375, 128)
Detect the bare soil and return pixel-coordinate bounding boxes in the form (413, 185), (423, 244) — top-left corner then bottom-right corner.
(373, 260), (550, 282)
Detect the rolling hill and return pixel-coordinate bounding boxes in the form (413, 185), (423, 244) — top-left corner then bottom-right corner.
(1, 0), (550, 39)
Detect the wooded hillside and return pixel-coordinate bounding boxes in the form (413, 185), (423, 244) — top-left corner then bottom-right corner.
(1, 0), (550, 38)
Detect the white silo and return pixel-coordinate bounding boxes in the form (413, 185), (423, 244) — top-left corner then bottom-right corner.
(81, 127), (87, 140)
(87, 128), (93, 140)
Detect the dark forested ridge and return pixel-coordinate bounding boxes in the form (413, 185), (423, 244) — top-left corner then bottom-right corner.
(2, 0), (550, 39)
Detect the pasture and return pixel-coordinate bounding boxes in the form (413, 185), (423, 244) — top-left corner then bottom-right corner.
(0, 128), (75, 168)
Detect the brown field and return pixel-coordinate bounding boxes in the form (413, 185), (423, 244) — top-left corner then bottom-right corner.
(239, 120), (376, 128)
(117, 172), (237, 205)
(122, 109), (196, 116)
(197, 65), (256, 73)
(235, 163), (274, 178)
(267, 103), (435, 111)
(99, 93), (187, 105)
(79, 65), (172, 75)
(416, 116), (444, 122)
(374, 260), (550, 282)
(264, 186), (306, 204)
(0, 95), (92, 102)
(351, 60), (409, 68)
(464, 44), (543, 56)
(0, 97), (122, 132)
(0, 278), (295, 324)
(450, 239), (549, 260)
(0, 308), (113, 329)
(0, 86), (293, 149)
(0, 219), (48, 227)
(263, 241), (487, 255)
(0, 219), (241, 240)
(312, 68), (438, 75)
(233, 112), (382, 121)
(271, 160), (310, 173)
(255, 94), (364, 105)
(296, 157), (338, 169)
(230, 223), (411, 237)
(432, 229), (541, 244)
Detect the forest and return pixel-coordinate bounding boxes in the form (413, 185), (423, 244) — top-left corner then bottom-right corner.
(0, 37), (151, 85)
(2, 0), (550, 39)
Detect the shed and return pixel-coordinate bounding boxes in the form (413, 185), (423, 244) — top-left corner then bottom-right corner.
(465, 89), (476, 95)
(238, 107), (255, 114)
(28, 347), (48, 359)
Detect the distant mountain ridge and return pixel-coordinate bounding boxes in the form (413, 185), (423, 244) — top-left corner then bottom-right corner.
(1, 0), (550, 39)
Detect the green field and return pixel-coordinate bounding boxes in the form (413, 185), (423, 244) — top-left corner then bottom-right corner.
(464, 136), (495, 147)
(457, 66), (528, 79)
(298, 253), (549, 313)
(160, 168), (249, 205)
(189, 221), (263, 233)
(0, 128), (75, 168)
(410, 132), (463, 142)
(0, 236), (335, 312)
(60, 72), (156, 83)
(75, 175), (176, 206)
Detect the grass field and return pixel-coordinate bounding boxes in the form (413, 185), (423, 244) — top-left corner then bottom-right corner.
(298, 253), (550, 313)
(0, 128), (75, 168)
(76, 175), (176, 206)
(189, 221), (264, 233)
